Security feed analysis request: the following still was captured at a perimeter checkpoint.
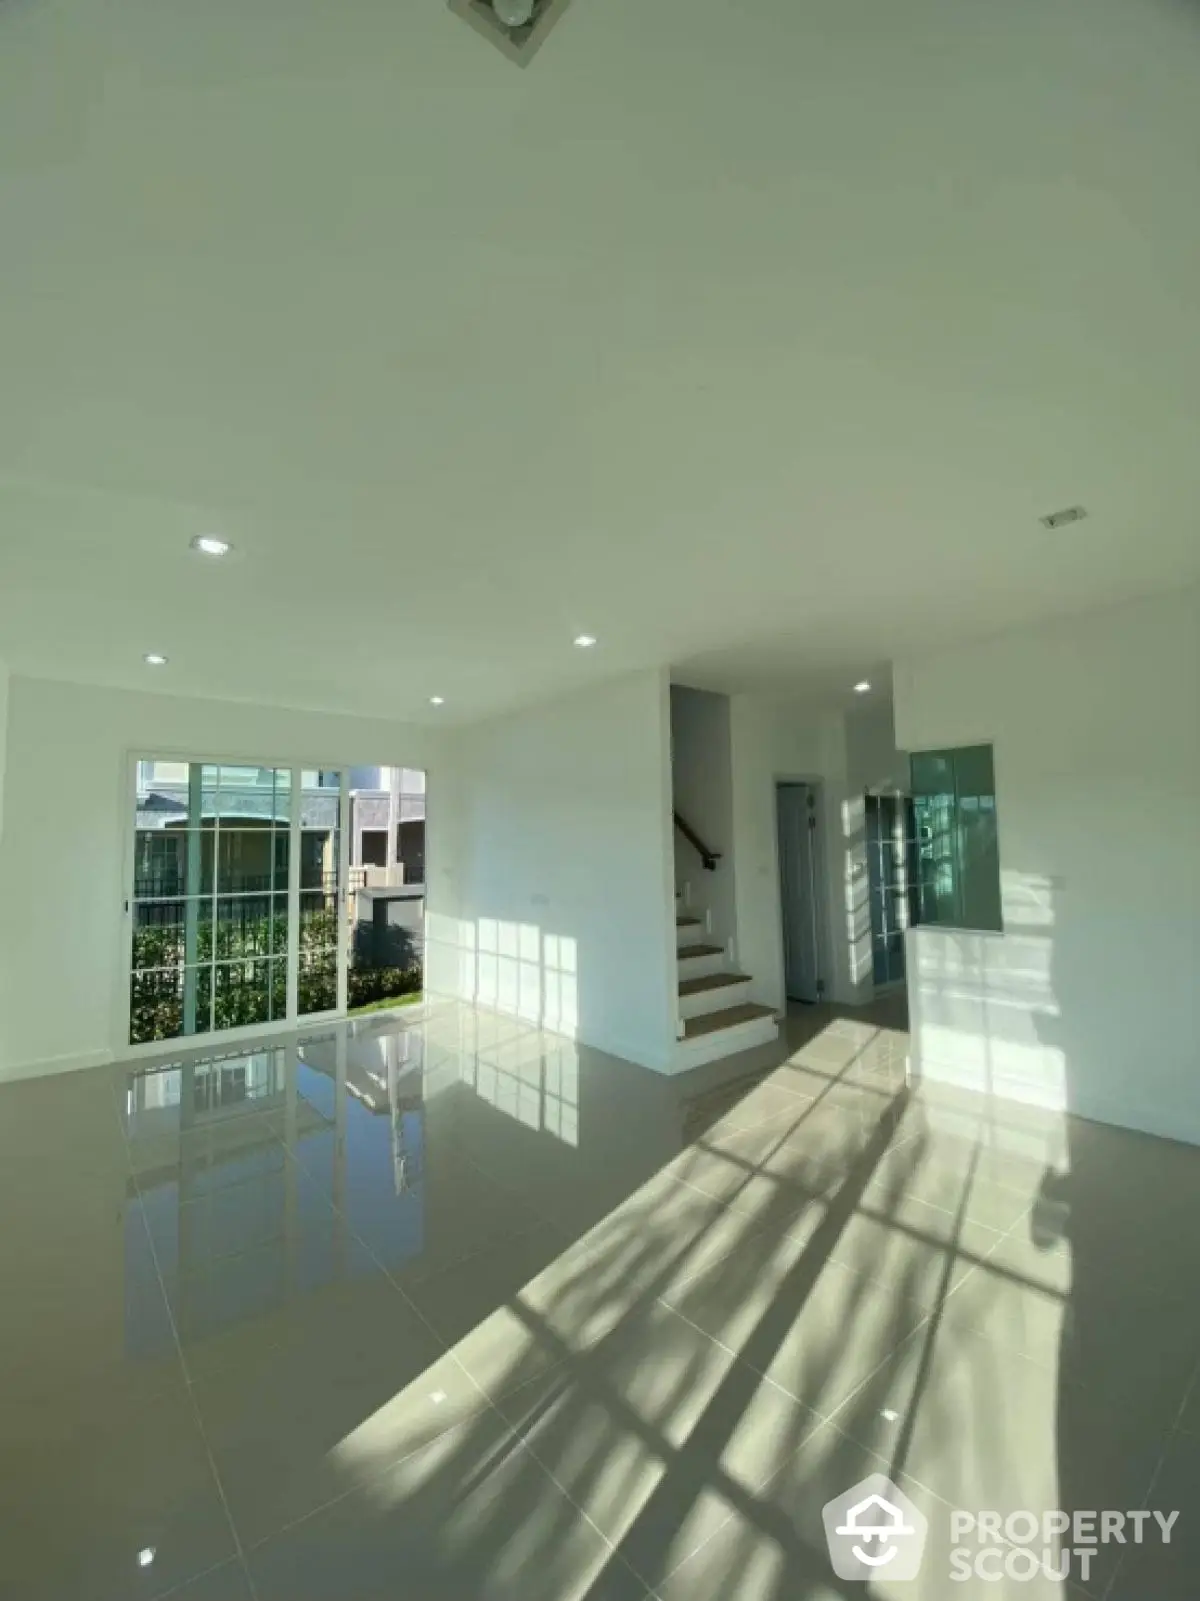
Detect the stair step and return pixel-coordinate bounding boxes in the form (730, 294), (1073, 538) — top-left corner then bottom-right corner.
(677, 943), (723, 961)
(682, 1003), (777, 1041)
(676, 916), (702, 928)
(678, 972), (750, 998)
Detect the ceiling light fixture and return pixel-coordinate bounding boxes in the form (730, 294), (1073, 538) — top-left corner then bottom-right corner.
(144, 653), (169, 667)
(429, 696), (446, 707)
(854, 681), (871, 695)
(190, 534), (232, 558)
(573, 634), (597, 649)
(493, 0), (536, 24)
(136, 1550), (156, 1570)
(449, 0), (571, 66)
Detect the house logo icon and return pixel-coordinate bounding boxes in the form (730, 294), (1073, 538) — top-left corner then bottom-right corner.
(822, 1474), (928, 1581)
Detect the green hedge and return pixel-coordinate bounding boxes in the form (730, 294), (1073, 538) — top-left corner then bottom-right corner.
(130, 905), (421, 1043)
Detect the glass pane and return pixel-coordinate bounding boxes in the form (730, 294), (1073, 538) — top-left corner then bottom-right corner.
(212, 894), (288, 960)
(133, 827), (206, 900)
(956, 745), (1002, 931)
(300, 889), (339, 952)
(129, 967), (183, 1045)
(269, 959), (287, 1022)
(132, 901), (187, 969)
(300, 769), (341, 792)
(134, 762), (218, 828)
(212, 766), (289, 824)
(212, 961), (272, 1031)
(910, 750), (955, 798)
(128, 965), (213, 1044)
(913, 790), (960, 926)
(214, 828), (288, 895)
(134, 899), (215, 969)
(298, 951), (338, 1017)
(299, 830), (339, 892)
(909, 745), (1001, 932)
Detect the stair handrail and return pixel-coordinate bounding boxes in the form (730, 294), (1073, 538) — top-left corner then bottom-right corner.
(673, 811), (721, 872)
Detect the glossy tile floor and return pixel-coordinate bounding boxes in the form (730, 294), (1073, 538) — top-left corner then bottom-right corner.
(3, 999), (1200, 1600)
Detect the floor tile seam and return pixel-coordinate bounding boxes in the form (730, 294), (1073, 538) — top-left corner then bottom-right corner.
(654, 1292), (887, 1434)
(125, 1101), (288, 1153)
(183, 1402), (262, 1601)
(720, 1078), (822, 1119)
(207, 1211), (535, 1560)
(158, 1157), (300, 1219)
(154, 1225), (323, 1286)
(276, 1140), (456, 1334)
(1099, 1348), (1200, 1599)
(652, 1214), (781, 1303)
(235, 1417), (487, 1552)
(671, 1148), (1015, 1278)
(143, 1555), (246, 1601)
(634, 1294), (912, 1587)
(127, 1171), (196, 1390)
(395, 1208), (557, 1297)
(156, 1123), (466, 1576)
(272, 1131), (547, 1297)
(808, 1407), (1109, 1598)
(648, 1291), (987, 1589)
(127, 1168), (260, 1598)
(859, 1181), (1027, 1235)
(497, 1303), (817, 1601)
(501, 1402), (683, 1598)
(898, 1137), (1062, 1201)
(813, 1187), (1045, 1451)
(916, 1194), (1119, 1392)
(442, 1254), (834, 1596)
(237, 1324), (646, 1597)
(233, 1327), (593, 1558)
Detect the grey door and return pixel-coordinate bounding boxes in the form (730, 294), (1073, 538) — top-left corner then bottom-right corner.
(777, 783), (822, 1003)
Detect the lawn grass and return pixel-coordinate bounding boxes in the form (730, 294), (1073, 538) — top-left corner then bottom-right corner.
(348, 992), (424, 1017)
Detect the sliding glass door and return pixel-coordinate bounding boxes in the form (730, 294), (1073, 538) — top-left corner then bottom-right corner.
(298, 770), (346, 1018)
(128, 762), (348, 1046)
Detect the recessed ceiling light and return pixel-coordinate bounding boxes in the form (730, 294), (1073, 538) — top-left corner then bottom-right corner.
(854, 680), (871, 695)
(429, 696), (445, 707)
(144, 653), (169, 667)
(190, 534), (232, 558)
(573, 634), (598, 649)
(136, 1549), (156, 1570)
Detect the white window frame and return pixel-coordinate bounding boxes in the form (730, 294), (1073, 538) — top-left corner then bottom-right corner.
(117, 752), (357, 1060)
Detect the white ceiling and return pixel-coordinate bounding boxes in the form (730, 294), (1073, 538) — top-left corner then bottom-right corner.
(3, 0), (1199, 724)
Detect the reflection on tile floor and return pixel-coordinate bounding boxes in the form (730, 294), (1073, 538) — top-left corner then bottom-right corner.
(2, 998), (1199, 1598)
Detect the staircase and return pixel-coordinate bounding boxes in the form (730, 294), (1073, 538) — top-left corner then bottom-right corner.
(671, 887), (779, 1071)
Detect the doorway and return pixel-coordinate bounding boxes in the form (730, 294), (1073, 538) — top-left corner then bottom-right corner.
(776, 781), (826, 1004)
(864, 791), (920, 989)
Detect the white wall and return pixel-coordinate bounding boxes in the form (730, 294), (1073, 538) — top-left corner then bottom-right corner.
(845, 697), (908, 795)
(894, 586), (1200, 1145)
(0, 658), (9, 846)
(0, 676), (444, 1078)
(426, 670), (678, 1072)
(670, 686), (737, 954)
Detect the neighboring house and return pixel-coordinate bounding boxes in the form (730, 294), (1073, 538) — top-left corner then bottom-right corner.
(347, 767), (426, 888)
(134, 763), (426, 897)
